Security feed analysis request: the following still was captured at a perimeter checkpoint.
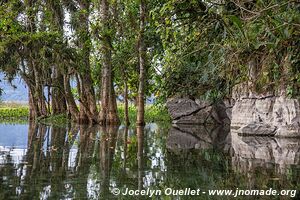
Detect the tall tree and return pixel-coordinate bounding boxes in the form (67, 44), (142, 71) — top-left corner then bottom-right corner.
(98, 0), (119, 125)
(46, 0), (67, 115)
(61, 0), (98, 123)
(136, 0), (146, 125)
(24, 0), (49, 119)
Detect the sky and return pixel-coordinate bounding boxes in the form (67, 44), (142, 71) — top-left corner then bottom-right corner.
(0, 73), (28, 102)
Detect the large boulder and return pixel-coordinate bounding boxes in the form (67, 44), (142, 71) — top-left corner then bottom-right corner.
(173, 106), (216, 124)
(166, 98), (204, 120)
(166, 97), (232, 125)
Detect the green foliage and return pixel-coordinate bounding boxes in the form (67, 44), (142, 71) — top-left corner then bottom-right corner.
(0, 0), (299, 126)
(118, 104), (171, 124)
(145, 104), (171, 122)
(222, 1), (300, 97)
(0, 103), (29, 123)
(151, 0), (229, 101)
(151, 0), (300, 100)
(38, 114), (69, 127)
(0, 105), (29, 121)
(0, 104), (170, 125)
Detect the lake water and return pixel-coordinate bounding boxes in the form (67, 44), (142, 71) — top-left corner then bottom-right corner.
(0, 122), (299, 199)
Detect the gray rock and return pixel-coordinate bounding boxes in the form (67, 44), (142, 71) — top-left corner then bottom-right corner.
(173, 106), (214, 124)
(166, 98), (200, 120)
(195, 99), (211, 108)
(231, 97), (300, 137)
(236, 123), (277, 136)
(166, 97), (231, 125)
(232, 82), (250, 100)
(231, 99), (257, 127)
(214, 101), (233, 124)
(232, 82), (275, 101)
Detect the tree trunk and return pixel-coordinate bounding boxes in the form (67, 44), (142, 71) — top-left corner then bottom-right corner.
(47, 0), (67, 116)
(33, 64), (48, 117)
(108, 76), (120, 124)
(51, 69), (67, 115)
(136, 0), (146, 126)
(63, 74), (79, 122)
(77, 1), (98, 124)
(124, 81), (130, 126)
(23, 0), (47, 120)
(79, 73), (97, 124)
(99, 0), (119, 125)
(121, 63), (130, 125)
(28, 88), (38, 120)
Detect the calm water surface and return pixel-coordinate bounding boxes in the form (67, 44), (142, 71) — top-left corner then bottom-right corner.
(0, 122), (299, 199)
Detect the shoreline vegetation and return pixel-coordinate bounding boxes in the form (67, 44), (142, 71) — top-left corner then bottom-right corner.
(0, 102), (171, 125)
(0, 102), (29, 123)
(0, 1), (298, 126)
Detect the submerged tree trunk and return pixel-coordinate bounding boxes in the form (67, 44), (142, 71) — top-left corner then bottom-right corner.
(51, 69), (67, 115)
(99, 0), (119, 125)
(63, 74), (79, 122)
(28, 89), (38, 120)
(21, 0), (50, 120)
(99, 0), (110, 125)
(77, 0), (98, 124)
(47, 0), (67, 116)
(136, 0), (146, 126)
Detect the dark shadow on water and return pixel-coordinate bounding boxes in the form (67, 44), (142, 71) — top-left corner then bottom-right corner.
(0, 122), (299, 199)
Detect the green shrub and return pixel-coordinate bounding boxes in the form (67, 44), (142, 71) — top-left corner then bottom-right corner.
(0, 103), (171, 125)
(118, 104), (171, 124)
(0, 107), (29, 119)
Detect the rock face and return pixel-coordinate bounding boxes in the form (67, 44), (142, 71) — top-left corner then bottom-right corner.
(166, 97), (232, 125)
(166, 92), (300, 137)
(231, 96), (300, 137)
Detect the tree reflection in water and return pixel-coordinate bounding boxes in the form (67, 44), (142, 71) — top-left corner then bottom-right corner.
(0, 123), (299, 199)
(137, 125), (145, 191)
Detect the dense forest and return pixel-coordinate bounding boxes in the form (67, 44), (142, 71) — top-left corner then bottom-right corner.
(0, 0), (299, 125)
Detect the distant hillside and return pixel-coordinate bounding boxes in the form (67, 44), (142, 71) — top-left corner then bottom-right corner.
(0, 73), (28, 103)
